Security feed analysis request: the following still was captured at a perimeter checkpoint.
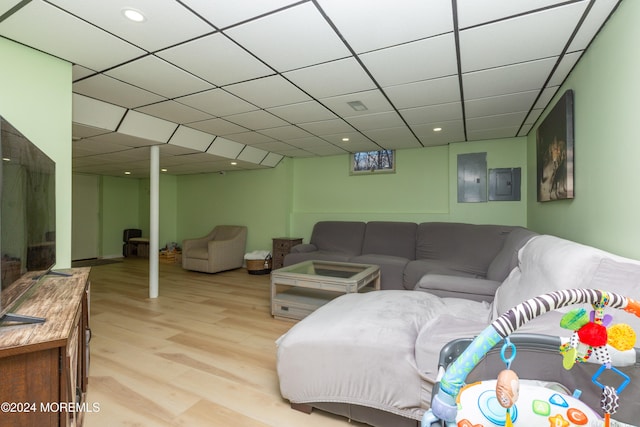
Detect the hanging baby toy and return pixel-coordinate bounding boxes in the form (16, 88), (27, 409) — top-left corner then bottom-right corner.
(495, 338), (519, 427)
(559, 292), (637, 426)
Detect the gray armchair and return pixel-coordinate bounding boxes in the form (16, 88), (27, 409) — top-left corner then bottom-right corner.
(182, 225), (247, 273)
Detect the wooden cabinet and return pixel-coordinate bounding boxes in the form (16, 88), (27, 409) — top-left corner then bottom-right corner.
(0, 267), (91, 427)
(271, 237), (303, 270)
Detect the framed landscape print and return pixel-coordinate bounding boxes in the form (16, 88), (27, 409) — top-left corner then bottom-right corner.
(350, 149), (395, 175)
(536, 89), (574, 202)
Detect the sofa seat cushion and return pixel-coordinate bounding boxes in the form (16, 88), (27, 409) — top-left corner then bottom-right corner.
(414, 274), (501, 302)
(350, 254), (410, 290)
(403, 259), (480, 290)
(185, 247), (208, 260)
(276, 290), (450, 421)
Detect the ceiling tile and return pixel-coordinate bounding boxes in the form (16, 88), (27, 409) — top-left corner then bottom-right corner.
(317, 0), (453, 53)
(363, 127), (422, 149)
(259, 125), (312, 141)
(568, 0), (619, 51)
(207, 137), (245, 158)
(384, 76), (460, 110)
(48, 0), (214, 51)
(106, 56), (213, 98)
(465, 91), (539, 119)
(187, 118), (248, 136)
(261, 152), (284, 167)
(176, 89), (258, 117)
(180, 0), (301, 29)
(223, 131), (276, 145)
(322, 132), (377, 150)
(73, 94), (127, 131)
(459, 2), (588, 72)
(73, 65), (96, 81)
(412, 121), (466, 146)
(157, 33), (273, 86)
(400, 102), (463, 125)
(467, 127), (521, 141)
(268, 101), (336, 123)
(321, 90), (394, 117)
(298, 119), (355, 136)
(457, 0), (572, 28)
(168, 126), (214, 151)
(224, 2), (350, 72)
(0, 1), (145, 71)
(466, 111), (528, 133)
(346, 112), (405, 131)
(547, 51), (582, 87)
(73, 74), (166, 109)
(360, 33), (457, 87)
(251, 141), (294, 152)
(237, 145), (268, 163)
(135, 101), (214, 124)
(534, 86), (560, 110)
(118, 110), (178, 143)
(284, 57), (376, 99)
(224, 110), (289, 130)
(225, 75), (311, 108)
(462, 57), (557, 100)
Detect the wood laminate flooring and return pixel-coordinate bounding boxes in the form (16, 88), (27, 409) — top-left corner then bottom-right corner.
(84, 257), (366, 427)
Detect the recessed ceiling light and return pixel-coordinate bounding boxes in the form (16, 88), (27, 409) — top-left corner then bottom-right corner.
(2, 157), (10, 162)
(433, 127), (442, 132)
(347, 101), (368, 112)
(342, 137), (350, 142)
(124, 171), (132, 175)
(122, 8), (146, 23)
(161, 168), (167, 172)
(230, 161), (237, 166)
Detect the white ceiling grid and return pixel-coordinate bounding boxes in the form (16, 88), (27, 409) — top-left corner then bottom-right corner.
(0, 0), (622, 177)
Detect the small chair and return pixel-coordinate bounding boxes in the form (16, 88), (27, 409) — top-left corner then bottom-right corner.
(182, 225), (247, 273)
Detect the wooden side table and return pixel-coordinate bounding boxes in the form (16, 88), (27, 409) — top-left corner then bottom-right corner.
(272, 237), (303, 270)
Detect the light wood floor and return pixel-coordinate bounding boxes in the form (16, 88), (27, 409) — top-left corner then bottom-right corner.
(83, 258), (366, 427)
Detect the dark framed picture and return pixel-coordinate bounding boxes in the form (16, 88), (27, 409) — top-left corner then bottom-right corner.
(350, 149), (395, 175)
(536, 89), (574, 202)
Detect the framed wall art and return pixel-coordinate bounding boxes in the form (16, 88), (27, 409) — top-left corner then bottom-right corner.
(536, 89), (574, 202)
(350, 149), (395, 175)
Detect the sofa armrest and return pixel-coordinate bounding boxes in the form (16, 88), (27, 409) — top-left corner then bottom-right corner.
(414, 274), (501, 303)
(290, 243), (317, 254)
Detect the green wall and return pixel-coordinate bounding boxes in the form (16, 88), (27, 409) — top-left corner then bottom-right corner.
(176, 159), (293, 252)
(100, 176), (141, 257)
(0, 38), (72, 268)
(527, 0), (640, 259)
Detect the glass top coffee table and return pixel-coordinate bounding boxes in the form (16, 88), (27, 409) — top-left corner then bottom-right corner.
(271, 260), (380, 321)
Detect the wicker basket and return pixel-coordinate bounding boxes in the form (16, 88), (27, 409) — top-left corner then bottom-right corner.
(246, 258), (272, 275)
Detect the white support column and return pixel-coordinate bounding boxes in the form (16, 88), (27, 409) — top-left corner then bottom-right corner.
(149, 145), (159, 298)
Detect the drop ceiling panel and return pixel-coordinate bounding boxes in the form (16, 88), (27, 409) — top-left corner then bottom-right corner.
(168, 126), (214, 151)
(225, 110), (289, 130)
(400, 102), (463, 125)
(73, 74), (166, 109)
(73, 94), (127, 131)
(73, 65), (96, 81)
(284, 57), (376, 99)
(225, 75), (311, 108)
(457, 0), (573, 28)
(252, 141), (295, 152)
(177, 89), (258, 117)
(323, 132), (377, 150)
(468, 128), (521, 141)
(361, 34), (458, 88)
(180, 0), (301, 29)
(363, 127), (421, 149)
(317, 0), (453, 53)
(157, 33), (274, 86)
(207, 137), (244, 158)
(259, 125), (313, 141)
(298, 119), (355, 136)
(47, 0), (214, 52)
(466, 112), (529, 133)
(187, 118), (248, 136)
(321, 90), (395, 117)
(106, 56), (213, 99)
(223, 131), (276, 145)
(412, 121), (466, 147)
(568, 0), (620, 51)
(459, 2), (588, 72)
(268, 101), (337, 123)
(385, 76), (460, 110)
(224, 2), (351, 72)
(261, 152), (285, 167)
(237, 145), (268, 163)
(462, 57), (557, 100)
(135, 101), (214, 124)
(547, 51), (582, 87)
(0, 1), (145, 71)
(118, 111), (177, 143)
(465, 91), (539, 119)
(346, 112), (405, 131)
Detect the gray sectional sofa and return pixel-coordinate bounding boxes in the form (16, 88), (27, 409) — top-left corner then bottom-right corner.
(283, 220), (538, 300)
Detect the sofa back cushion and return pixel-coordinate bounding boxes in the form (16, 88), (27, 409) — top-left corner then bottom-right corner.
(416, 222), (512, 277)
(486, 227), (539, 281)
(361, 221), (417, 260)
(310, 221), (366, 255)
